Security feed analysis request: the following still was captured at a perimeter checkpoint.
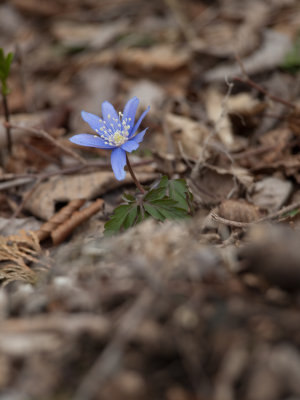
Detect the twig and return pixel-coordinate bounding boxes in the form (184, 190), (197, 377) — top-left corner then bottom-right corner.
(211, 199), (300, 227)
(126, 154), (145, 194)
(2, 95), (12, 153)
(51, 198), (104, 245)
(36, 199), (86, 242)
(5, 122), (87, 165)
(0, 177), (35, 191)
(234, 53), (295, 110)
(0, 158), (155, 191)
(232, 143), (276, 160)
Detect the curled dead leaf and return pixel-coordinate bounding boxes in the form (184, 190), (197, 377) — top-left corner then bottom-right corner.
(51, 198), (104, 245)
(36, 199), (86, 242)
(191, 164), (253, 206)
(217, 199), (261, 223)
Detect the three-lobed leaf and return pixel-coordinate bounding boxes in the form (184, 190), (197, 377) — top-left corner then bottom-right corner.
(104, 176), (193, 235)
(104, 204), (138, 236)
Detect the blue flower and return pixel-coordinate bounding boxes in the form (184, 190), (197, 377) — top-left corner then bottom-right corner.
(69, 97), (150, 180)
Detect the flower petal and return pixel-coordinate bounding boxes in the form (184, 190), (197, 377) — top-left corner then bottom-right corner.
(131, 128), (148, 144)
(81, 111), (104, 133)
(121, 139), (140, 153)
(111, 147), (127, 180)
(129, 106), (150, 138)
(69, 134), (115, 149)
(122, 97), (139, 131)
(101, 101), (119, 127)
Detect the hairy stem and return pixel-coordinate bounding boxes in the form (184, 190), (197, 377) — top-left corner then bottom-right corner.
(126, 154), (145, 194)
(2, 95), (12, 154)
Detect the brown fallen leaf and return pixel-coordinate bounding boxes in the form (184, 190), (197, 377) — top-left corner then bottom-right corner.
(288, 107), (300, 136)
(217, 199), (261, 223)
(25, 171), (157, 220)
(191, 164), (253, 206)
(116, 45), (191, 76)
(258, 128), (292, 164)
(194, 1), (269, 58)
(11, 0), (66, 16)
(52, 20), (128, 49)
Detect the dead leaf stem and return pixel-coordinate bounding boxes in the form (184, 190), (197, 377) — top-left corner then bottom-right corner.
(234, 54), (295, 109)
(5, 122), (87, 165)
(212, 199), (300, 227)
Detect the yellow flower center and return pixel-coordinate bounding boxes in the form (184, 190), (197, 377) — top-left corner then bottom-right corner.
(95, 112), (132, 146)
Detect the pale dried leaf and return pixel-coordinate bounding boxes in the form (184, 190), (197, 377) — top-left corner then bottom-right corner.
(52, 20), (128, 49)
(70, 67), (120, 132)
(117, 45), (190, 74)
(249, 177), (293, 211)
(0, 217), (42, 236)
(227, 93), (266, 116)
(205, 88), (234, 149)
(204, 30), (292, 82)
(165, 113), (209, 159)
(128, 79), (166, 110)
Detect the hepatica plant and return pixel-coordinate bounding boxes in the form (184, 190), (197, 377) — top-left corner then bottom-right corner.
(69, 97), (193, 235)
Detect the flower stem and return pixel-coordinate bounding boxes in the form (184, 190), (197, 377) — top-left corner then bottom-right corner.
(2, 95), (12, 154)
(126, 154), (145, 194)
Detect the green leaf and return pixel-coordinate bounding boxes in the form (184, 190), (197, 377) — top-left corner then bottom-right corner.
(281, 34), (300, 73)
(122, 193), (135, 203)
(283, 208), (300, 218)
(157, 175), (169, 189)
(168, 179), (190, 211)
(136, 206), (145, 224)
(123, 205), (138, 229)
(104, 178), (193, 235)
(104, 204), (136, 236)
(144, 197), (188, 221)
(5, 52), (13, 75)
(144, 203), (165, 221)
(144, 186), (166, 202)
(152, 176), (193, 213)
